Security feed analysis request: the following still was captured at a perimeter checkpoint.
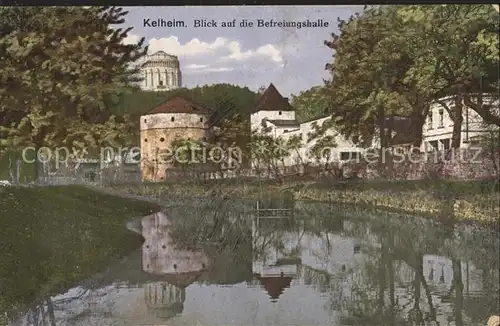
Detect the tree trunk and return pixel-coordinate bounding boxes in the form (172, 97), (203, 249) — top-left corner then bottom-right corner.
(377, 106), (387, 177)
(451, 94), (464, 149)
(46, 298), (56, 326)
(377, 245), (387, 316)
(452, 259), (464, 325)
(410, 110), (426, 148)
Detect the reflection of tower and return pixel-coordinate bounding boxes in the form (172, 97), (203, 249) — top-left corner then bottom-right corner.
(252, 217), (299, 303)
(144, 281), (185, 319)
(258, 275), (293, 303)
(141, 212), (209, 320)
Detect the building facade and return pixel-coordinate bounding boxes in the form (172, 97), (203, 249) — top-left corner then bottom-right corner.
(139, 97), (212, 181)
(421, 95), (499, 152)
(250, 83), (361, 167)
(251, 86), (498, 168)
(140, 51), (182, 91)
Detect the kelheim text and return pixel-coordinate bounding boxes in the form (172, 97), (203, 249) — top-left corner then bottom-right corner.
(143, 18), (186, 28)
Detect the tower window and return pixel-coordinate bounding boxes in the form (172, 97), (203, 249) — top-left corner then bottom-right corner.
(144, 138), (148, 142)
(160, 137), (165, 142)
(200, 117), (203, 122)
(144, 119), (147, 123)
(438, 109), (444, 128)
(173, 264), (177, 270)
(278, 111), (282, 115)
(171, 116), (175, 122)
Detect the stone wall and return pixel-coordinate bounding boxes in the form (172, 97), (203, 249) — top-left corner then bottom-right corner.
(140, 127), (207, 181)
(349, 149), (499, 180)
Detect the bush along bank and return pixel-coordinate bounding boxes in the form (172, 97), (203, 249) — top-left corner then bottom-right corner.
(109, 178), (499, 225)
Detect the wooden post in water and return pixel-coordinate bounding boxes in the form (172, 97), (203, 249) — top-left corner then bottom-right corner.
(256, 200), (260, 228)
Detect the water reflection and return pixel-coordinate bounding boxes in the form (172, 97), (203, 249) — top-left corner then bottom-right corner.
(140, 212), (209, 321)
(8, 203), (499, 326)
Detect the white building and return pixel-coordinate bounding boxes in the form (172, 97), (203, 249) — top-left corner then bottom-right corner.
(139, 51), (182, 91)
(251, 85), (498, 168)
(421, 94), (499, 152)
(250, 84), (361, 166)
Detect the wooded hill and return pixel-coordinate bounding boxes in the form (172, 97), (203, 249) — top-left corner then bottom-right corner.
(113, 83), (260, 141)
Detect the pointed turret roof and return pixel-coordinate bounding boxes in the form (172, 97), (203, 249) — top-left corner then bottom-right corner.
(253, 83), (294, 113)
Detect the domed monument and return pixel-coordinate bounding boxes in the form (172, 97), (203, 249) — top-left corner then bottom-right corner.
(140, 51), (182, 91)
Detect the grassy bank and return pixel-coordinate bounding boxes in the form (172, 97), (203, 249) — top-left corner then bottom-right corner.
(109, 178), (499, 224)
(0, 185), (160, 316)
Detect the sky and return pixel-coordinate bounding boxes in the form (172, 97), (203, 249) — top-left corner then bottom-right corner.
(122, 6), (364, 97)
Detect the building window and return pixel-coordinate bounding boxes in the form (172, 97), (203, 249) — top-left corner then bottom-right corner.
(438, 109), (444, 128)
(352, 135), (359, 144)
(144, 138), (147, 142)
(171, 116), (175, 122)
(428, 112), (433, 129)
(278, 111), (282, 115)
(284, 129), (288, 132)
(200, 117), (203, 122)
(429, 140), (439, 151)
(340, 152), (351, 161)
(160, 137), (165, 142)
(144, 119), (147, 123)
(159, 80), (163, 86)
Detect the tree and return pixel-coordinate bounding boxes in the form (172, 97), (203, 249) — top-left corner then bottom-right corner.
(322, 4), (499, 160)
(323, 7), (425, 153)
(290, 86), (330, 123)
(399, 5), (500, 148)
(0, 7), (147, 179)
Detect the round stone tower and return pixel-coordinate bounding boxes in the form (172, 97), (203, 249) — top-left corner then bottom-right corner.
(140, 96), (212, 181)
(140, 51), (182, 91)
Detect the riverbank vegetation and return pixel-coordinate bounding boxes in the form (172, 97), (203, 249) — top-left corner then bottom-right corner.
(0, 185), (160, 317)
(109, 178), (499, 224)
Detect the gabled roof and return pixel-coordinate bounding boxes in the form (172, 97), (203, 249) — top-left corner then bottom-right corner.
(148, 96), (212, 115)
(254, 83), (294, 113)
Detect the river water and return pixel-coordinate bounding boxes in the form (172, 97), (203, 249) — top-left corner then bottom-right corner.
(5, 201), (500, 325)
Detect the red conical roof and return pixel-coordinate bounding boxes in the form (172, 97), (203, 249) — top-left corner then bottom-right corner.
(148, 96), (212, 114)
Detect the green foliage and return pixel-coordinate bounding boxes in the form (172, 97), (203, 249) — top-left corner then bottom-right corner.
(290, 86), (330, 123)
(398, 5), (500, 128)
(0, 6), (147, 159)
(321, 5), (500, 152)
(110, 83), (259, 148)
(323, 6), (421, 148)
